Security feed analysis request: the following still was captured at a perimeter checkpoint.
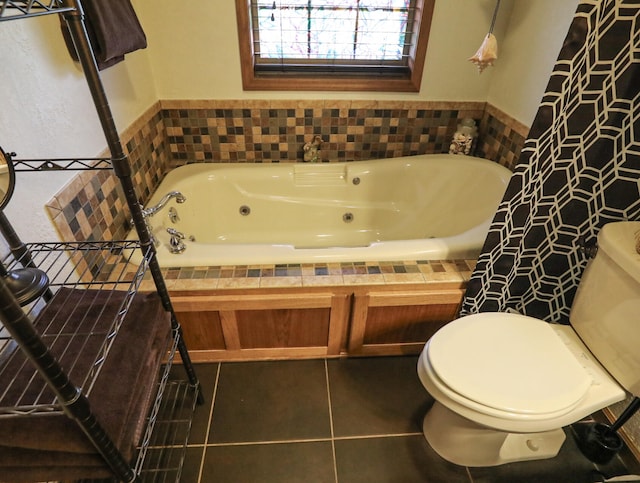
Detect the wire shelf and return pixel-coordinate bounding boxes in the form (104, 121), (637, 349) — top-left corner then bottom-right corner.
(0, 240), (199, 481)
(0, 240), (150, 415)
(136, 379), (199, 482)
(75, 378), (199, 483)
(11, 157), (113, 171)
(0, 0), (74, 21)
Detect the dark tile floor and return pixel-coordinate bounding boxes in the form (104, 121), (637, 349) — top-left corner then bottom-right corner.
(176, 356), (635, 483)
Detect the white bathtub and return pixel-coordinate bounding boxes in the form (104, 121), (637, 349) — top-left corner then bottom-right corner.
(130, 154), (511, 267)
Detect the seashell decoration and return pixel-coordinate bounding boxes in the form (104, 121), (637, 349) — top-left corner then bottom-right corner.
(469, 0), (501, 74)
(469, 33), (498, 73)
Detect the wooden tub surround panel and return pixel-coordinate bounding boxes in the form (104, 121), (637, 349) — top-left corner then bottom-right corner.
(170, 283), (465, 362)
(171, 290), (352, 361)
(349, 288), (466, 356)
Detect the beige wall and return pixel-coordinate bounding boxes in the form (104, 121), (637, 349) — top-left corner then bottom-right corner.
(138, 0), (578, 126)
(140, 0), (506, 101)
(488, 0), (581, 125)
(0, 6), (156, 243)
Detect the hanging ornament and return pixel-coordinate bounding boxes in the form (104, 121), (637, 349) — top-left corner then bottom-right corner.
(469, 0), (501, 73)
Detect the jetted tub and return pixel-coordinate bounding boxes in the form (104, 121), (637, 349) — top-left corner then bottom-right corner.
(130, 154), (512, 267)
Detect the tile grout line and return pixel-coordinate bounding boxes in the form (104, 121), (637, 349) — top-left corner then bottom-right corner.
(333, 432), (424, 441)
(466, 466), (475, 483)
(205, 438), (335, 447)
(324, 359), (339, 483)
(200, 431), (425, 448)
(196, 363), (221, 483)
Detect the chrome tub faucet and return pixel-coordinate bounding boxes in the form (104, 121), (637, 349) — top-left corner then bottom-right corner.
(142, 191), (186, 218)
(132, 191), (187, 246)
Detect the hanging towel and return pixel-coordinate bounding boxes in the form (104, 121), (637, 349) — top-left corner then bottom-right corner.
(60, 0), (147, 71)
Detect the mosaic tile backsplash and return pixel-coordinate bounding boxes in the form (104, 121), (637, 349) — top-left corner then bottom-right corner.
(46, 100), (529, 254)
(162, 100), (526, 168)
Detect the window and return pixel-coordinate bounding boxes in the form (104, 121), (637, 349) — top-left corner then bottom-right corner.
(236, 0), (435, 91)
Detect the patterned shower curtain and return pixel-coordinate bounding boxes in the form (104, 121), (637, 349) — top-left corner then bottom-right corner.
(462, 0), (640, 323)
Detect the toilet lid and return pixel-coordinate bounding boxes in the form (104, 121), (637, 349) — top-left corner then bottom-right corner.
(428, 313), (592, 416)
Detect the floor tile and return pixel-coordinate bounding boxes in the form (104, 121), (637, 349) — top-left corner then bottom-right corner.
(335, 435), (470, 483)
(201, 441), (335, 483)
(209, 359), (332, 443)
(328, 356), (433, 437)
(187, 363), (219, 445)
(180, 446), (205, 483)
(173, 357), (636, 483)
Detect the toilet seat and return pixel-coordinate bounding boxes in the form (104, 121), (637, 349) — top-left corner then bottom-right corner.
(426, 313), (592, 420)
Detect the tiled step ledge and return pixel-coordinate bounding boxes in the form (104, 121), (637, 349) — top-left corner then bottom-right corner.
(137, 259), (475, 292)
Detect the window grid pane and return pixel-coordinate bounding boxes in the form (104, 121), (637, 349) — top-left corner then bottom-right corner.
(253, 0), (413, 65)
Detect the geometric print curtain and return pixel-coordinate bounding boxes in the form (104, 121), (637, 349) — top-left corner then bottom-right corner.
(462, 0), (640, 324)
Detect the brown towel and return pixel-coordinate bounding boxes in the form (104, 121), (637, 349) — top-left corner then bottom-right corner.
(60, 0), (147, 70)
(0, 288), (172, 482)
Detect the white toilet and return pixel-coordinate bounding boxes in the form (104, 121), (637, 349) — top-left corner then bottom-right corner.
(417, 221), (640, 467)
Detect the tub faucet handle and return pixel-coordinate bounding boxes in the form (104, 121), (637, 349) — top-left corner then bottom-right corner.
(169, 206), (180, 223)
(167, 227), (186, 254)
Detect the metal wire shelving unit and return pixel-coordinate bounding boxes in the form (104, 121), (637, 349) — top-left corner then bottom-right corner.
(0, 1), (202, 481)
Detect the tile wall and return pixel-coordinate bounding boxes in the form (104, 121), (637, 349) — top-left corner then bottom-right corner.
(45, 100), (529, 264)
(163, 100), (486, 163)
(46, 101), (170, 245)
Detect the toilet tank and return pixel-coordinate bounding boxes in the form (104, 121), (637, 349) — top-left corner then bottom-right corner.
(571, 221), (640, 397)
